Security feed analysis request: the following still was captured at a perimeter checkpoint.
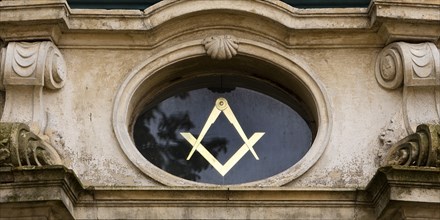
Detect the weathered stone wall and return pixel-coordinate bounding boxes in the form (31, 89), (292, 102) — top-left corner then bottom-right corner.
(0, 0), (438, 188)
(0, 0), (439, 219)
(58, 47), (390, 187)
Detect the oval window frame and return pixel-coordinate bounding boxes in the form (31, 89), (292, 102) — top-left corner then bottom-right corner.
(113, 39), (332, 186)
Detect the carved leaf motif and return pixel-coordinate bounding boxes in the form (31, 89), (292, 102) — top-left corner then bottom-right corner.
(410, 45), (434, 78)
(12, 42), (40, 77)
(203, 35), (238, 60)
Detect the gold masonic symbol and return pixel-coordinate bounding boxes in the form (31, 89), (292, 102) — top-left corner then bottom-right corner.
(180, 97), (265, 176)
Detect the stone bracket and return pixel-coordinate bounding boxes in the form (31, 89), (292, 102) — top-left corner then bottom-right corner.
(376, 42), (440, 133)
(0, 41), (67, 135)
(3, 41), (66, 88)
(376, 42), (439, 89)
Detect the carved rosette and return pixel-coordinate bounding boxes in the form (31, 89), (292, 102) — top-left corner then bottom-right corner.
(202, 35), (239, 60)
(375, 44), (404, 89)
(3, 41), (67, 89)
(0, 123), (61, 167)
(386, 124), (440, 167)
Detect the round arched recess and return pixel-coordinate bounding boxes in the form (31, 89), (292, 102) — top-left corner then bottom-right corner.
(113, 39), (332, 186)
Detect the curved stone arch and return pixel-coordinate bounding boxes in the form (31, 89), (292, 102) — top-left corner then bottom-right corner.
(142, 0), (368, 30)
(113, 38), (332, 186)
(130, 1), (295, 51)
(133, 0), (366, 49)
(144, 0), (298, 29)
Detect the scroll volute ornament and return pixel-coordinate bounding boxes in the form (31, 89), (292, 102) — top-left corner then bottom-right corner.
(0, 41), (66, 167)
(203, 35), (239, 60)
(3, 41), (66, 89)
(376, 44), (404, 89)
(0, 123), (61, 167)
(375, 42), (440, 134)
(375, 42), (439, 89)
(386, 124), (440, 167)
(1, 41), (67, 136)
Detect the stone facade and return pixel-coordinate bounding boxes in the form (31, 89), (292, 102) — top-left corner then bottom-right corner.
(0, 0), (439, 219)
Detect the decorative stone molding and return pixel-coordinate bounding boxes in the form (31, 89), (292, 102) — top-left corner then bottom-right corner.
(0, 122), (61, 167)
(375, 42), (440, 133)
(386, 124), (440, 167)
(113, 39), (331, 186)
(202, 35), (238, 60)
(0, 41), (67, 135)
(1, 166), (439, 219)
(367, 166), (440, 219)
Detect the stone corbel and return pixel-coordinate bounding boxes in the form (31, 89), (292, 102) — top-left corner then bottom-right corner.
(386, 124), (440, 167)
(0, 41), (67, 137)
(375, 42), (440, 134)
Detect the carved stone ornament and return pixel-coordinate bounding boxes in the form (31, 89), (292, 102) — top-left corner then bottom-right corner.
(375, 42), (439, 89)
(2, 41), (66, 89)
(386, 124), (440, 167)
(0, 41), (67, 135)
(0, 123), (61, 167)
(375, 42), (440, 133)
(202, 35), (239, 60)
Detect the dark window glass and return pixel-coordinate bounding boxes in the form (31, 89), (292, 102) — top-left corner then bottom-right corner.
(67, 0), (371, 10)
(133, 86), (313, 184)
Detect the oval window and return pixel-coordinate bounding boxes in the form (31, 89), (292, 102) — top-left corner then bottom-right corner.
(132, 76), (314, 185)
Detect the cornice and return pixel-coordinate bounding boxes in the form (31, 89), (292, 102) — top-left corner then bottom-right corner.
(0, 0), (438, 48)
(367, 166), (440, 217)
(1, 166), (439, 219)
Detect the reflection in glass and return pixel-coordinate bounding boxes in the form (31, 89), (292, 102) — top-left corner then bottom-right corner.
(133, 87), (312, 184)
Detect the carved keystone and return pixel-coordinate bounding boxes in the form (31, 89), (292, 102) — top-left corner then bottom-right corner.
(202, 35), (239, 60)
(0, 41), (67, 135)
(0, 122), (61, 167)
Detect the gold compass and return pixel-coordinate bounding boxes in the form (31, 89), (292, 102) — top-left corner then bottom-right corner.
(180, 97), (265, 176)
